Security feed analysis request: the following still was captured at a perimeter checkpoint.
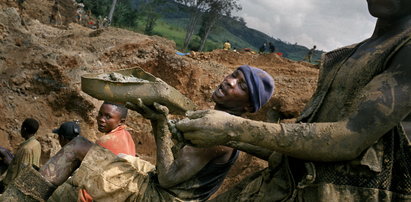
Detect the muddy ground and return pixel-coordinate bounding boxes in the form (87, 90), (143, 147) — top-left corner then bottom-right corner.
(0, 1), (319, 197)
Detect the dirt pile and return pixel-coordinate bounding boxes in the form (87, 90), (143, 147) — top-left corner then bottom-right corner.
(0, 1), (319, 196)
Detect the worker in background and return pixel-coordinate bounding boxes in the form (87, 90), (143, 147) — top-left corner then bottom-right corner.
(223, 40), (231, 50)
(3, 118), (41, 186)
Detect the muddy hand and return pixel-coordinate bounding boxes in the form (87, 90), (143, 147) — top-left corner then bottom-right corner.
(176, 109), (238, 147)
(168, 119), (186, 142)
(126, 99), (169, 120)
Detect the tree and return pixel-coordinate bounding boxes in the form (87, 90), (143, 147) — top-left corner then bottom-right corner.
(80, 0), (140, 28)
(108, 0), (118, 24)
(198, 0), (241, 51)
(112, 0), (140, 27)
(80, 0), (112, 17)
(139, 0), (168, 35)
(174, 0), (209, 51)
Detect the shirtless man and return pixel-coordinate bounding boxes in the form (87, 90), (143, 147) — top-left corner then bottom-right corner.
(176, 0), (411, 201)
(52, 121), (80, 147)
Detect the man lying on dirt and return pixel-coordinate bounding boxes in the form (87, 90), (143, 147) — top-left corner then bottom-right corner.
(175, 0), (411, 201)
(1, 65), (274, 201)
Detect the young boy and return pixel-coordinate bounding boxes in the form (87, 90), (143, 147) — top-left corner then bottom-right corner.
(94, 102), (136, 156)
(3, 118), (41, 186)
(80, 102), (136, 201)
(54, 104), (136, 202)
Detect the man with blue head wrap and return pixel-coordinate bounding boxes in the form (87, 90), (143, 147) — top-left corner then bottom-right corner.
(237, 65), (275, 113)
(177, 0), (411, 201)
(212, 65), (274, 115)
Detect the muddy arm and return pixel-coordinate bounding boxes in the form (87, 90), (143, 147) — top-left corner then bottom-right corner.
(127, 101), (219, 188)
(39, 136), (93, 186)
(152, 119), (225, 188)
(225, 141), (272, 160)
(178, 44), (411, 162)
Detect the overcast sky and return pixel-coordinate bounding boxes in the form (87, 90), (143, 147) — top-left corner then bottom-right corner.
(235, 0), (377, 51)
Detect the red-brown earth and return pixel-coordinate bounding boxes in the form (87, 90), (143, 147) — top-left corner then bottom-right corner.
(0, 0), (319, 197)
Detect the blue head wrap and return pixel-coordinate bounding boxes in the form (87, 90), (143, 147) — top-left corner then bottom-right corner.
(238, 65), (275, 112)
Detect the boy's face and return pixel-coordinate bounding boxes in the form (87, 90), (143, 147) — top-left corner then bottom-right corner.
(96, 104), (123, 133)
(212, 69), (251, 112)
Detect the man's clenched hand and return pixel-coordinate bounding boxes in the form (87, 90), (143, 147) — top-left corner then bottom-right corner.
(126, 99), (169, 121)
(176, 110), (239, 147)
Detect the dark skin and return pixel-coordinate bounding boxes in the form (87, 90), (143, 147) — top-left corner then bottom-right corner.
(40, 103), (125, 186)
(21, 127), (35, 140)
(58, 136), (72, 147)
(40, 136), (92, 185)
(212, 69), (254, 115)
(176, 0), (411, 162)
(39, 71), (254, 188)
(96, 103), (125, 134)
(126, 69), (253, 188)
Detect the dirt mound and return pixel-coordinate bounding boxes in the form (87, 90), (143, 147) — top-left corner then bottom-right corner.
(0, 3), (319, 196)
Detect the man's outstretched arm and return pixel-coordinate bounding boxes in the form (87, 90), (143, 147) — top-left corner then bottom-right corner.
(177, 44), (411, 162)
(39, 136), (93, 186)
(225, 141), (272, 160)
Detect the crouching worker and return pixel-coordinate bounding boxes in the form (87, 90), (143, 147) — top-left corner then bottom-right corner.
(47, 121), (81, 202)
(53, 121), (81, 147)
(3, 118), (41, 186)
(1, 65), (274, 201)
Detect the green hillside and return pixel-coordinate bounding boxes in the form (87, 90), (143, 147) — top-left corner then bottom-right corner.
(79, 0), (323, 63)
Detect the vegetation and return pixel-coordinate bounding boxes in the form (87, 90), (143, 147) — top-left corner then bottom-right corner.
(78, 0), (322, 62)
(197, 0), (241, 51)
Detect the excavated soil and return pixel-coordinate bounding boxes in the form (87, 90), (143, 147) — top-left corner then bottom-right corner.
(0, 1), (319, 197)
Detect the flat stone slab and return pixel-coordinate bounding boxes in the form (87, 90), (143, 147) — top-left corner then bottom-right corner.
(81, 67), (197, 115)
